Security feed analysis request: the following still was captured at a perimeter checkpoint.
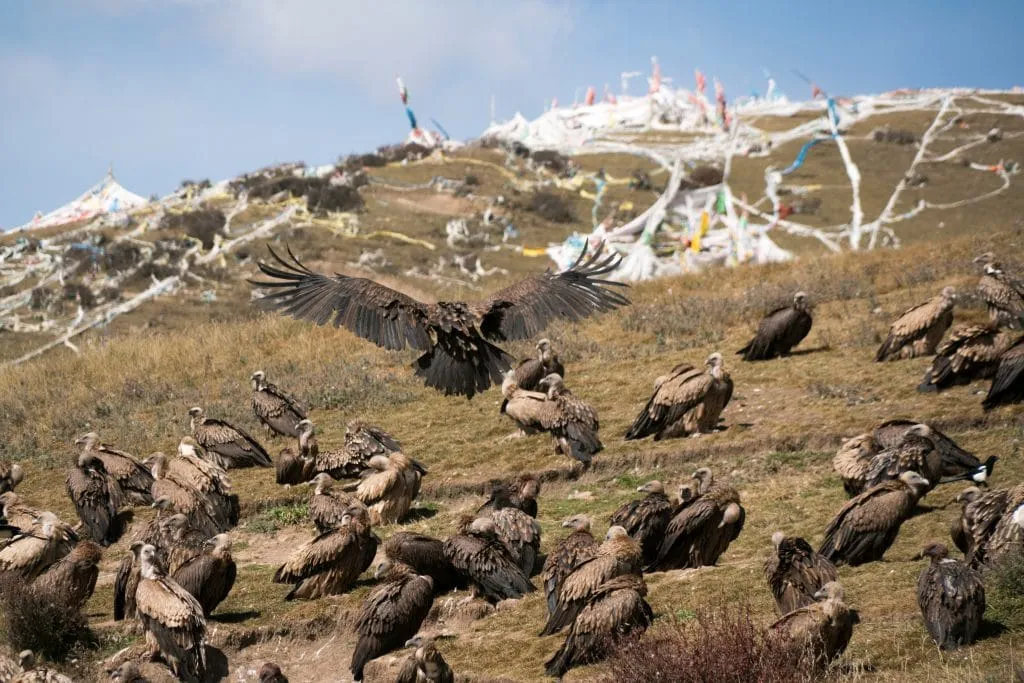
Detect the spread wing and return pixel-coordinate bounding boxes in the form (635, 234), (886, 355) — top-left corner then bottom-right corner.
(356, 467), (402, 506)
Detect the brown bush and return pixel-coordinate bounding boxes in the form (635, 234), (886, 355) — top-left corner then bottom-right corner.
(528, 191), (575, 223)
(0, 574), (92, 662)
(160, 209), (226, 250)
(247, 176), (363, 215)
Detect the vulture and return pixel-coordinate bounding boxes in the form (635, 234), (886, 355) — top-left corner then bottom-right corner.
(477, 475), (541, 519)
(351, 562), (435, 682)
(486, 506), (542, 577)
(173, 439), (240, 528)
(66, 451), (122, 547)
(273, 509), (378, 600)
(819, 471), (930, 566)
(251, 370), (307, 438)
(0, 512), (77, 579)
(313, 420), (403, 480)
(384, 532), (461, 593)
(0, 491), (39, 531)
(624, 353), (732, 441)
(541, 525), (643, 635)
(134, 543), (207, 682)
(872, 419), (995, 483)
(308, 473), (358, 534)
(147, 453), (230, 538)
(396, 635), (454, 683)
(975, 255), (1024, 329)
(862, 424), (944, 492)
(918, 323), (1011, 392)
(355, 451), (424, 525)
(540, 515), (599, 617)
(875, 286), (956, 361)
(649, 468), (744, 571)
(501, 373), (602, 465)
(276, 420), (318, 485)
(983, 335), (1024, 410)
(443, 516), (533, 603)
(608, 480), (674, 565)
(764, 532), (838, 615)
(258, 662), (289, 683)
(737, 291), (813, 361)
(14, 651), (74, 683)
(955, 484), (1024, 566)
(915, 542), (985, 649)
(977, 486), (1024, 566)
(75, 433), (154, 506)
(1, 459), (24, 494)
(500, 339), (566, 423)
(172, 533), (237, 616)
(769, 582), (859, 670)
(31, 540), (102, 610)
(188, 406), (272, 468)
(108, 661), (148, 683)
(249, 241), (629, 399)
(833, 433), (878, 497)
(544, 573), (653, 679)
(950, 487), (983, 556)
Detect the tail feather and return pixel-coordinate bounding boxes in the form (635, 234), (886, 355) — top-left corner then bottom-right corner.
(414, 336), (513, 399)
(624, 398), (658, 440)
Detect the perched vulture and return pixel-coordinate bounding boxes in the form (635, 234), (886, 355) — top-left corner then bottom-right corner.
(608, 480), (674, 565)
(915, 542), (985, 649)
(351, 563), (435, 682)
(769, 582), (858, 670)
(950, 487), (983, 556)
(251, 370), (307, 438)
(872, 419), (995, 483)
(66, 452), (122, 547)
(501, 373), (602, 465)
(862, 424), (944, 492)
(396, 635), (454, 683)
(258, 662), (289, 683)
(314, 420), (403, 480)
(544, 573), (653, 678)
(188, 406), (272, 468)
(0, 512), (77, 579)
(273, 509), (378, 600)
(875, 286), (956, 361)
(979, 486), (1024, 566)
(500, 339), (566, 420)
(276, 420), (318, 486)
(486, 506), (542, 577)
(13, 651), (74, 683)
(764, 532), (838, 615)
(0, 492), (39, 531)
(975, 255), (1024, 329)
(956, 484), (1024, 566)
(108, 661), (148, 683)
(625, 353), (733, 441)
(918, 323), (1011, 392)
(75, 433), (154, 506)
(540, 515), (599, 617)
(249, 241), (629, 398)
(31, 540), (102, 610)
(649, 468), (744, 572)
(355, 451), (423, 525)
(541, 526), (643, 635)
(0, 459), (24, 494)
(147, 453), (229, 538)
(173, 439), (240, 528)
(443, 516), (533, 603)
(134, 544), (207, 682)
(308, 473), (358, 534)
(477, 476), (541, 519)
(737, 292), (813, 361)
(384, 532), (461, 593)
(819, 471), (930, 566)
(983, 335), (1024, 410)
(172, 533), (237, 616)
(833, 433), (878, 497)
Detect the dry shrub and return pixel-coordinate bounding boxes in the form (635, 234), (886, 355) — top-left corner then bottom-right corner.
(160, 209), (226, 250)
(528, 191), (575, 223)
(247, 176), (364, 215)
(531, 150), (569, 175)
(338, 152), (386, 171)
(604, 607), (808, 683)
(0, 573), (92, 662)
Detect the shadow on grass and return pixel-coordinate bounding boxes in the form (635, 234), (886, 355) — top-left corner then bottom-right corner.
(211, 610), (261, 624)
(404, 507), (438, 522)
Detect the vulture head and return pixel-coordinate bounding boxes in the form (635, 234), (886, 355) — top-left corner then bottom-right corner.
(957, 486), (983, 505)
(537, 338), (556, 360)
(8, 463), (23, 489)
(258, 662), (288, 683)
(678, 483), (698, 504)
(912, 542), (949, 562)
(204, 533), (233, 555)
(519, 474), (541, 500)
(138, 544), (164, 580)
(561, 514), (591, 532)
(108, 661), (145, 682)
(899, 471), (930, 495)
(18, 650), (35, 672)
(297, 419), (315, 435)
(692, 468), (715, 494)
(68, 540), (104, 569)
(637, 480), (665, 495)
(373, 559), (398, 580)
(366, 455), (391, 472)
(74, 432), (101, 450)
(346, 502), (371, 525)
(940, 286), (956, 302)
(812, 581), (846, 611)
(151, 496), (175, 513)
(469, 516), (498, 538)
(704, 352), (725, 379)
(36, 512), (60, 538)
(251, 370), (266, 390)
(770, 531), (786, 549)
(539, 373), (565, 397)
(793, 291), (810, 310)
(501, 370), (519, 398)
(973, 252), (994, 266)
(188, 406), (205, 422)
(309, 472), (334, 494)
(905, 423), (934, 439)
(145, 452), (170, 479)
(404, 634), (427, 649)
(605, 525), (629, 541)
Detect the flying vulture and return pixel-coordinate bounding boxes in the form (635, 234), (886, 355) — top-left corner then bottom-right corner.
(251, 370), (308, 438)
(501, 373), (602, 465)
(875, 286), (956, 361)
(31, 540), (102, 611)
(918, 323), (1011, 392)
(274, 508), (378, 600)
(540, 515), (599, 617)
(442, 516), (533, 603)
(396, 635), (454, 683)
(1, 459), (24, 494)
(764, 532), (838, 615)
(355, 451), (424, 525)
(134, 543), (207, 682)
(983, 334), (1024, 410)
(75, 433), (154, 506)
(351, 562), (435, 682)
(915, 542), (985, 649)
(249, 241), (628, 398)
(384, 532), (461, 594)
(625, 353), (732, 441)
(477, 475), (541, 519)
(608, 480), (674, 565)
(975, 254), (1024, 329)
(486, 506), (542, 577)
(819, 471), (930, 566)
(258, 662), (289, 683)
(313, 420), (403, 480)
(172, 533), (237, 616)
(769, 581), (859, 670)
(65, 452), (122, 547)
(188, 406), (272, 468)
(308, 473), (358, 534)
(737, 292), (813, 361)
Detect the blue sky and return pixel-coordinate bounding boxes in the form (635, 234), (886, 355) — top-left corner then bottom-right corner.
(1, 0), (1021, 229)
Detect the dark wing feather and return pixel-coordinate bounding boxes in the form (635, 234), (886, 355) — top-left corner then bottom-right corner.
(983, 336), (1024, 410)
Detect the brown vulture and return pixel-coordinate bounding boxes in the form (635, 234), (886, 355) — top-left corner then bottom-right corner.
(625, 352), (732, 441)
(258, 662), (289, 683)
(313, 420), (403, 480)
(108, 661), (148, 682)
(276, 420), (318, 485)
(819, 471), (930, 566)
(875, 286), (956, 361)
(396, 635), (454, 683)
(544, 573), (653, 678)
(0, 512), (76, 579)
(950, 487), (983, 555)
(308, 473), (358, 534)
(541, 526), (643, 635)
(249, 241), (628, 399)
(983, 334), (1024, 410)
(251, 370), (307, 438)
(172, 533), (237, 616)
(75, 433), (154, 506)
(737, 291), (813, 361)
(384, 531), (461, 593)
(872, 419), (995, 484)
(769, 581), (859, 670)
(1, 459), (24, 494)
(862, 424), (945, 492)
(0, 492), (38, 531)
(501, 373), (602, 465)
(648, 468), (744, 571)
(31, 540), (103, 610)
(486, 506), (542, 577)
(477, 475), (540, 519)
(273, 509), (378, 600)
(350, 563), (435, 682)
(134, 543), (207, 682)
(918, 323), (1011, 392)
(978, 486), (1024, 566)
(915, 542), (985, 649)
(500, 339), (566, 422)
(833, 433), (878, 497)
(172, 439), (240, 527)
(442, 516), (533, 603)
(66, 452), (122, 547)
(955, 484), (1024, 566)
(14, 651), (74, 683)
(147, 453), (230, 538)
(355, 451), (424, 525)
(764, 532), (838, 615)
(540, 515), (599, 617)
(608, 480), (674, 565)
(188, 406), (272, 468)
(975, 255), (1024, 329)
